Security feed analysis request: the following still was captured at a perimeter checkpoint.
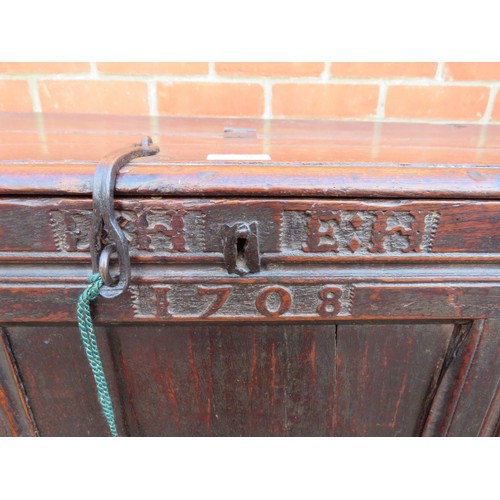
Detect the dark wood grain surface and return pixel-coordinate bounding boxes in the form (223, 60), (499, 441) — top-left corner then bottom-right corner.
(0, 328), (37, 436)
(2, 321), (482, 437)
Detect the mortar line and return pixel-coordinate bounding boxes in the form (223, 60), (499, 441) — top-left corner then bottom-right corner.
(262, 80), (273, 119)
(207, 62), (217, 80)
(27, 78), (42, 113)
(147, 79), (159, 117)
(268, 116), (500, 125)
(0, 73), (499, 87)
(375, 83), (388, 119)
(89, 62), (98, 77)
(321, 63), (331, 80)
(480, 85), (498, 123)
(435, 62), (446, 82)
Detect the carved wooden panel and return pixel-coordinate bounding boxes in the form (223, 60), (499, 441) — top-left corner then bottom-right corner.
(2, 280), (500, 324)
(4, 326), (120, 437)
(1, 197), (500, 435)
(0, 328), (37, 436)
(2, 198), (500, 324)
(2, 199), (500, 258)
(333, 322), (455, 436)
(1, 115), (499, 436)
(423, 319), (500, 436)
(2, 318), (498, 436)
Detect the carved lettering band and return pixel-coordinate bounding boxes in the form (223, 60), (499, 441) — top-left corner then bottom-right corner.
(49, 204), (441, 257)
(284, 209), (441, 254)
(130, 283), (355, 319)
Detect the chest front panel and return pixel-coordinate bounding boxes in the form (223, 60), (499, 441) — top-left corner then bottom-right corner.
(1, 196), (500, 436)
(1, 114), (500, 436)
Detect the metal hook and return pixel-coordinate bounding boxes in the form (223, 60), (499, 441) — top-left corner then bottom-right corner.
(90, 136), (160, 298)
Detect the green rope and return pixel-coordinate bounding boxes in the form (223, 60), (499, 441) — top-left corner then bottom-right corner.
(77, 273), (118, 437)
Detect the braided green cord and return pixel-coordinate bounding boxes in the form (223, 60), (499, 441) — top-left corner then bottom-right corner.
(77, 273), (118, 437)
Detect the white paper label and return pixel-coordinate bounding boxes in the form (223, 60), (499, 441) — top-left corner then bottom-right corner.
(206, 154), (271, 161)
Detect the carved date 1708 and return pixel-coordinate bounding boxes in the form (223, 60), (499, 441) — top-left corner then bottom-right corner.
(130, 283), (353, 319)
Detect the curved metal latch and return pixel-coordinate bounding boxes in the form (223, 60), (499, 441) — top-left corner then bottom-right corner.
(90, 137), (159, 298)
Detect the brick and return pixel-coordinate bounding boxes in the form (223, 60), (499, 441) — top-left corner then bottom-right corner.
(385, 85), (490, 121)
(330, 62), (437, 79)
(157, 82), (264, 117)
(0, 80), (32, 112)
(215, 62), (325, 77)
(272, 84), (379, 118)
(97, 62), (208, 75)
(444, 63), (500, 81)
(492, 92), (500, 121)
(0, 63), (90, 74)
(38, 80), (149, 115)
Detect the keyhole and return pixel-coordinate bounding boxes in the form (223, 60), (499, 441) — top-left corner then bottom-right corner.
(236, 236), (249, 274)
(222, 222), (260, 276)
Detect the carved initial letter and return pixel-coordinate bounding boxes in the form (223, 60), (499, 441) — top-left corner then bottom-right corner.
(302, 211), (341, 252)
(152, 286), (172, 318)
(369, 211), (427, 253)
(135, 209), (187, 252)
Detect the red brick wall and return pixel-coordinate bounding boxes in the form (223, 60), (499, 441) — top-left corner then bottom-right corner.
(1, 62), (499, 123)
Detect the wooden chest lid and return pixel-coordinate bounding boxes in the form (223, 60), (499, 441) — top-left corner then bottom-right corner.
(1, 112), (499, 198)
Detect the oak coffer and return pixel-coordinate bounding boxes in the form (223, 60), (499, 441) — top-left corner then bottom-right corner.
(1, 112), (500, 437)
